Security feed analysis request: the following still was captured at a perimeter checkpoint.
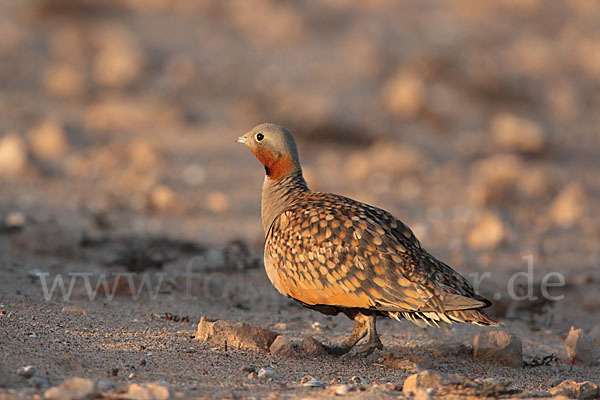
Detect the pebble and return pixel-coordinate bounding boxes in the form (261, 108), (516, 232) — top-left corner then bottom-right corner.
(350, 376), (367, 386)
(332, 384), (350, 395)
(44, 377), (95, 400)
(402, 370), (454, 395)
(548, 182), (586, 228)
(185, 347), (197, 353)
(17, 365), (36, 378)
(206, 191), (230, 213)
(257, 368), (274, 379)
(491, 112), (546, 154)
(148, 185), (178, 212)
(95, 378), (115, 393)
(4, 211), (25, 230)
(565, 326), (599, 365)
(270, 335), (296, 357)
(300, 375), (322, 387)
(548, 380), (599, 399)
(0, 133), (28, 176)
(121, 381), (170, 400)
(468, 154), (522, 206)
(473, 330), (523, 367)
(381, 69), (425, 119)
(466, 211), (506, 250)
(299, 336), (327, 356)
(28, 118), (69, 160)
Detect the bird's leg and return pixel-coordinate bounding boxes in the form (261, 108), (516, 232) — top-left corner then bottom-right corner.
(323, 313), (369, 355)
(354, 314), (383, 356)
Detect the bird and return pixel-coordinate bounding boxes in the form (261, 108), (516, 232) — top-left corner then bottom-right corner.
(237, 123), (498, 356)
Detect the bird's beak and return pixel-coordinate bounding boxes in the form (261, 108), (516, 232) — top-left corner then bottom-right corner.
(236, 136), (248, 144)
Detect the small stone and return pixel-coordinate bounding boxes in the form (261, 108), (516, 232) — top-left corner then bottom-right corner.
(30, 375), (50, 389)
(473, 330), (523, 367)
(402, 370), (455, 395)
(548, 183), (587, 228)
(491, 112), (546, 154)
(121, 382), (170, 400)
(382, 70), (425, 119)
(206, 191), (230, 213)
(466, 211), (506, 250)
(257, 368), (274, 379)
(182, 164), (206, 186)
(548, 380), (599, 399)
(301, 375), (322, 387)
(196, 317), (279, 352)
(270, 335), (296, 357)
(350, 376), (366, 386)
(565, 326), (600, 365)
(185, 347), (196, 353)
(17, 365), (36, 378)
(0, 133), (28, 176)
(299, 336), (327, 356)
(333, 384), (350, 395)
(44, 377), (95, 400)
(44, 63), (85, 98)
(148, 185), (178, 212)
(468, 154), (523, 206)
(273, 322), (287, 331)
(95, 378), (115, 393)
(28, 119), (69, 159)
(4, 212), (25, 230)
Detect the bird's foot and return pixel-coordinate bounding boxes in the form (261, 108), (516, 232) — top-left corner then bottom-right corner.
(353, 337), (383, 356)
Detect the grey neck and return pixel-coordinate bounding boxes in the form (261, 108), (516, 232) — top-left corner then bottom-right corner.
(261, 168), (308, 234)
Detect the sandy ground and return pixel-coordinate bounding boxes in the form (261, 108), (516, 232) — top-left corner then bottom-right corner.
(1, 0), (600, 399)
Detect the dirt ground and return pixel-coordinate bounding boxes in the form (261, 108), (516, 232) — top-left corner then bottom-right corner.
(1, 1), (600, 399)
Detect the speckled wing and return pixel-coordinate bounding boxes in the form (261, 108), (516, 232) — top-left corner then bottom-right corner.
(265, 192), (493, 326)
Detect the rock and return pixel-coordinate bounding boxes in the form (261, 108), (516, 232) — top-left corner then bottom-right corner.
(92, 26), (143, 88)
(468, 154), (523, 206)
(270, 335), (296, 357)
(121, 382), (170, 400)
(548, 380), (599, 399)
(473, 330), (523, 367)
(491, 112), (546, 154)
(256, 368), (274, 379)
(196, 316), (279, 352)
(381, 352), (432, 372)
(17, 365), (36, 379)
(382, 69), (425, 119)
(44, 377), (95, 400)
(4, 211), (25, 231)
(148, 185), (178, 212)
(466, 211), (506, 250)
(299, 336), (327, 356)
(332, 384), (350, 395)
(548, 183), (587, 228)
(43, 63), (85, 98)
(588, 325), (600, 345)
(0, 133), (28, 176)
(565, 326), (599, 365)
(402, 370), (457, 395)
(28, 119), (69, 159)
(300, 375), (322, 387)
(30, 375), (50, 389)
(206, 191), (230, 213)
(95, 378), (115, 394)
(413, 388), (434, 400)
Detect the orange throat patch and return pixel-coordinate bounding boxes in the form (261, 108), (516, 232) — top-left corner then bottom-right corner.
(253, 148), (296, 180)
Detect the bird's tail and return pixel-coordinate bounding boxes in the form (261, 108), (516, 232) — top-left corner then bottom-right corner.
(389, 309), (500, 328)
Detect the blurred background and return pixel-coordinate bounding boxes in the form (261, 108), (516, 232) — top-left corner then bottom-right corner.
(0, 0), (599, 281)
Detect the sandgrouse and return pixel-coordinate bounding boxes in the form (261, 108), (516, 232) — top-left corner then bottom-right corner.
(237, 123), (497, 355)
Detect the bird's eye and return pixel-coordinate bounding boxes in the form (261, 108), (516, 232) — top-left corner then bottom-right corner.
(255, 132), (264, 142)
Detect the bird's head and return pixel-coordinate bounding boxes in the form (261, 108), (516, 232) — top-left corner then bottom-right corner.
(237, 123), (301, 180)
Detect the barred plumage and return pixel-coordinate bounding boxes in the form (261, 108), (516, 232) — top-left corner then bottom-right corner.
(238, 123), (497, 355)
